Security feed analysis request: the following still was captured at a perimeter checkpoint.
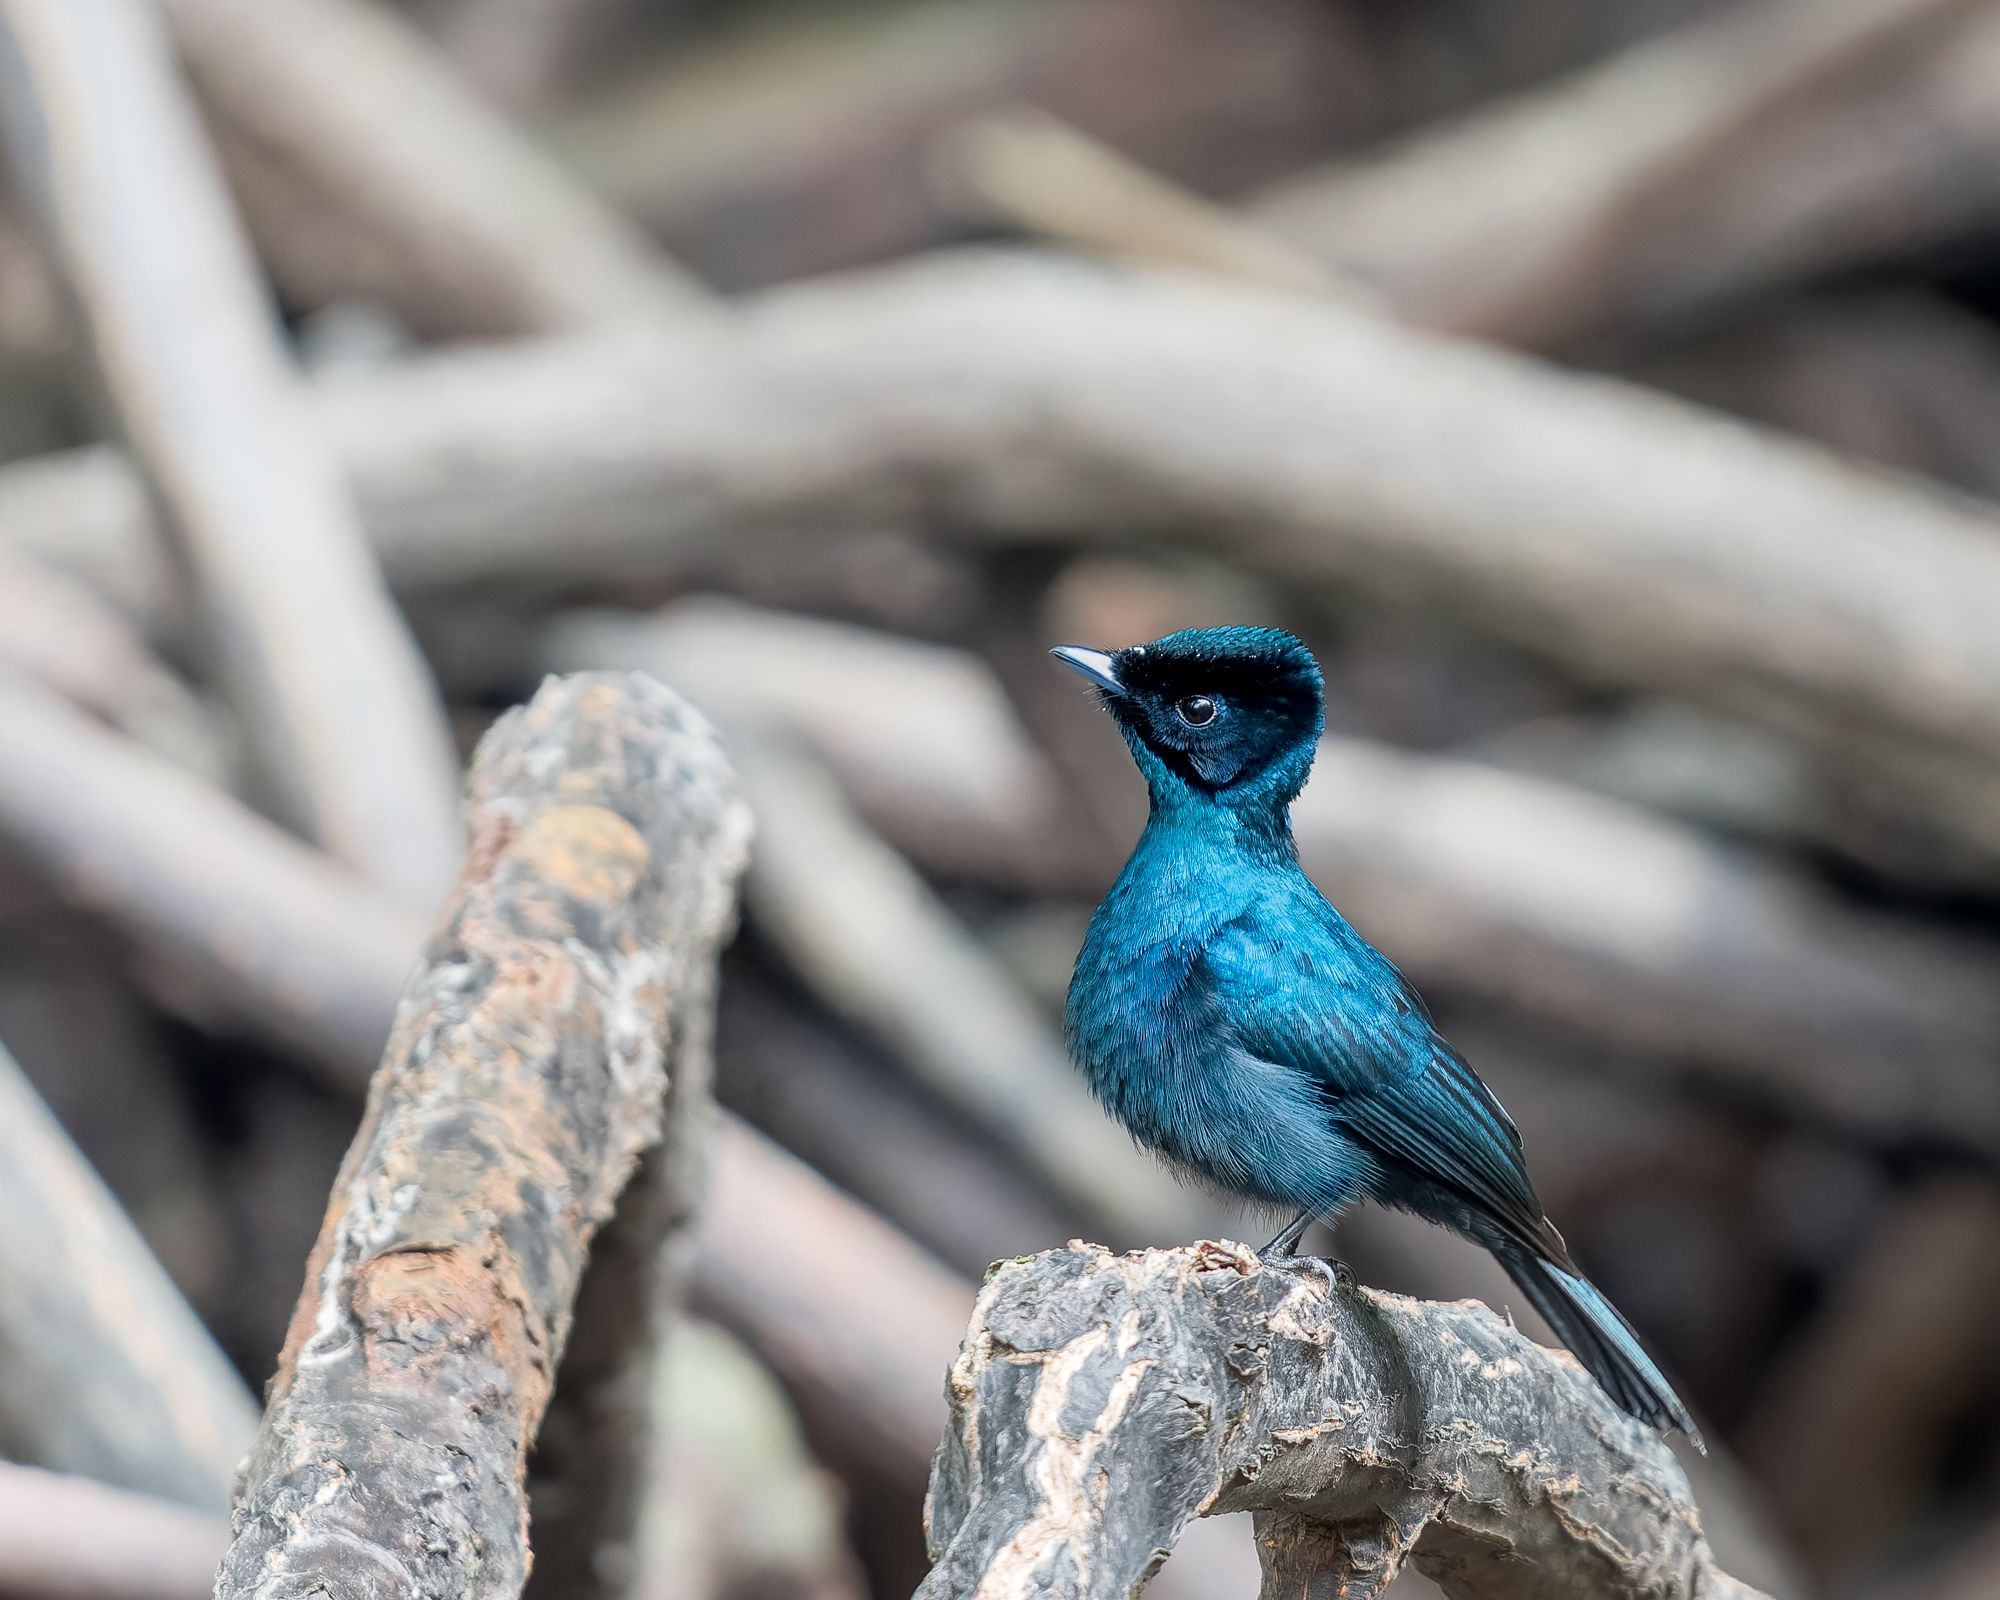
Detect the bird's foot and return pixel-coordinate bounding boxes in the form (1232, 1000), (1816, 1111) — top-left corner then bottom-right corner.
(1256, 1247), (1355, 1293)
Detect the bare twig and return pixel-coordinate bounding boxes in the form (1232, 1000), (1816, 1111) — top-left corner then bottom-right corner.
(0, 1463), (230, 1600)
(921, 1241), (1766, 1600)
(0, 0), (461, 906)
(1247, 0), (1981, 348)
(216, 673), (751, 1600)
(160, 0), (708, 340)
(0, 1036), (259, 1511)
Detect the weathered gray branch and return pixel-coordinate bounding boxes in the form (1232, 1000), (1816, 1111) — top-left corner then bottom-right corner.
(10, 249), (2000, 870)
(921, 1241), (1766, 1600)
(216, 673), (751, 1600)
(0, 0), (462, 906)
(0, 1462), (230, 1600)
(0, 1036), (259, 1511)
(160, 0), (708, 340)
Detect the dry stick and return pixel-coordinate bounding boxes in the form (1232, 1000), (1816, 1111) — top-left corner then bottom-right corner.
(541, 599), (2000, 1162)
(1245, 0), (1982, 348)
(0, 1462), (230, 1600)
(0, 1037), (259, 1512)
(159, 0), (709, 341)
(920, 1242), (1767, 1600)
(216, 673), (751, 1600)
(0, 0), (462, 908)
(0, 664), (968, 1514)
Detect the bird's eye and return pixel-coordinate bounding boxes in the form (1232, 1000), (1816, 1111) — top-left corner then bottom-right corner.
(1175, 695), (1218, 727)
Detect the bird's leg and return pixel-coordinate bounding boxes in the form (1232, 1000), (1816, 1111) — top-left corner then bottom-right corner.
(1259, 1210), (1314, 1258)
(1258, 1211), (1356, 1290)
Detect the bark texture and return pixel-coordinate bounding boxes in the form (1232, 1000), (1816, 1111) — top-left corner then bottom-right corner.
(214, 673), (751, 1600)
(921, 1241), (1766, 1600)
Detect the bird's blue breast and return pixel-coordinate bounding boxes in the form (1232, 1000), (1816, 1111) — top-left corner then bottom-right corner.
(1064, 822), (1388, 1215)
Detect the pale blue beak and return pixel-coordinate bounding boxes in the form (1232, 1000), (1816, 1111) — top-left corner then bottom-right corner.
(1050, 646), (1123, 695)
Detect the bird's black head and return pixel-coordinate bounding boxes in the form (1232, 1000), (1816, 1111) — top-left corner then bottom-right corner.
(1053, 626), (1325, 810)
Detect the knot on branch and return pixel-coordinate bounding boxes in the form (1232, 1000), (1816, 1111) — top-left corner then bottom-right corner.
(921, 1241), (1765, 1600)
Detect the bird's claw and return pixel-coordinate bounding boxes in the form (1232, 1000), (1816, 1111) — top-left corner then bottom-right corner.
(1258, 1250), (1355, 1293)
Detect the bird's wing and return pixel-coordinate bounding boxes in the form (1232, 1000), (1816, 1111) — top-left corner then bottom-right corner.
(1203, 905), (1558, 1257)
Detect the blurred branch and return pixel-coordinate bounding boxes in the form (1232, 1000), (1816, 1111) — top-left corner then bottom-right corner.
(691, 1115), (973, 1496)
(0, 665), (420, 1084)
(1740, 1178), (2000, 1578)
(1248, 0), (1981, 348)
(0, 0), (462, 906)
(921, 1242), (1766, 1600)
(0, 1463), (229, 1600)
(10, 248), (2000, 867)
(0, 549), (226, 784)
(930, 109), (1363, 301)
(541, 607), (1209, 1247)
(216, 673), (751, 1600)
(0, 1036), (259, 1510)
(1291, 736), (2000, 1155)
(160, 0), (709, 339)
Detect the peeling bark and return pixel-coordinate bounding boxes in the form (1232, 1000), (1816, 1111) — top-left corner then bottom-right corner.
(921, 1241), (1767, 1600)
(214, 672), (751, 1600)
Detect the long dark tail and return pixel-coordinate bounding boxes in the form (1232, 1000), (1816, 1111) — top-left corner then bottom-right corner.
(1493, 1243), (1703, 1450)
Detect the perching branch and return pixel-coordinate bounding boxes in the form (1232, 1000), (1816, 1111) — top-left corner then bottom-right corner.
(160, 0), (709, 341)
(0, 0), (462, 906)
(921, 1241), (1767, 1600)
(215, 673), (751, 1600)
(0, 1038), (259, 1511)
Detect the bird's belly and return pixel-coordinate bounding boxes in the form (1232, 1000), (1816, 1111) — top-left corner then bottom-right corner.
(1089, 1036), (1375, 1217)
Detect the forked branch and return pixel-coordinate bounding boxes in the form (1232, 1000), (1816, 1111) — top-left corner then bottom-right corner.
(921, 1242), (1766, 1600)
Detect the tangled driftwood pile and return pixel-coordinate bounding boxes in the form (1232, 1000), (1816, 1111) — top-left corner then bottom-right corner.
(1, 1), (1998, 1598)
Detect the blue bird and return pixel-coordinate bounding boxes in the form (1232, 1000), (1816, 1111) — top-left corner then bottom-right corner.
(1054, 625), (1699, 1443)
